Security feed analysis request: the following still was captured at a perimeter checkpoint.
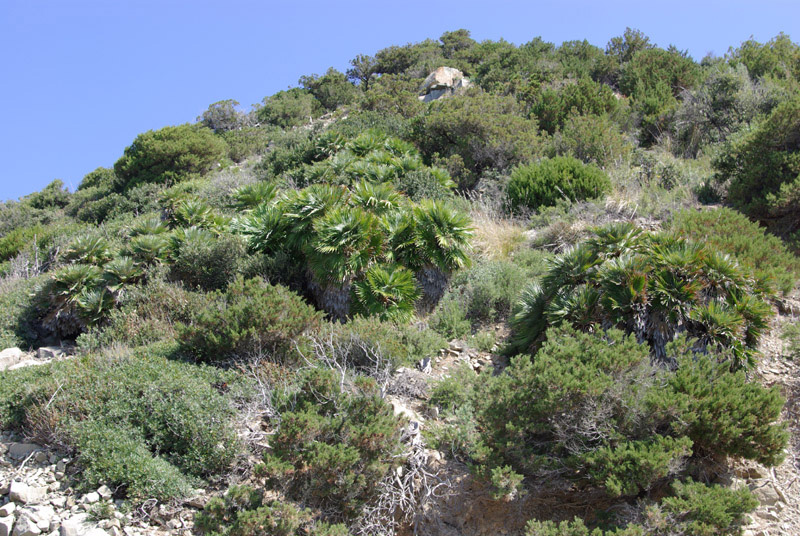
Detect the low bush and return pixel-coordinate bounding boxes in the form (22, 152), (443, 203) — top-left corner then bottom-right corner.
(668, 207), (800, 296)
(77, 276), (206, 352)
(256, 367), (404, 523)
(526, 479), (757, 535)
(0, 349), (244, 500)
(443, 259), (529, 326)
(507, 156), (611, 212)
(554, 113), (632, 168)
(169, 232), (249, 291)
(177, 276), (323, 363)
(0, 275), (47, 349)
(196, 486), (349, 535)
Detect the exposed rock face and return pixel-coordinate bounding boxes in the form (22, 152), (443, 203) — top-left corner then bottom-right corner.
(418, 66), (472, 102)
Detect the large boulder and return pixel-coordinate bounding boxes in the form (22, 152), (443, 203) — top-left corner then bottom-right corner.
(419, 66), (472, 102)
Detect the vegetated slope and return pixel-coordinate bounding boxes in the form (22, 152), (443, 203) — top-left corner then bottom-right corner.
(1, 27), (799, 536)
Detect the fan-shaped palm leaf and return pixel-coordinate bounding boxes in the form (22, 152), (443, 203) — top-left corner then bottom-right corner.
(230, 182), (277, 211)
(351, 181), (403, 215)
(412, 200), (473, 274)
(64, 236), (113, 266)
(352, 264), (420, 322)
(129, 216), (168, 237)
(308, 207), (386, 285)
(75, 287), (115, 326)
(103, 256), (144, 292)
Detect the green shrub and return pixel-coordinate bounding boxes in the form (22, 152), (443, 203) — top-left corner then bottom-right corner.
(0, 349), (243, 500)
(196, 485), (350, 535)
(256, 88), (319, 128)
(555, 113), (632, 168)
(320, 315), (445, 370)
(507, 156), (611, 211)
(220, 127), (272, 162)
(782, 323), (800, 360)
(409, 92), (545, 189)
(714, 95), (800, 236)
(169, 232), (249, 291)
(668, 208), (800, 295)
(114, 124), (227, 190)
(444, 260), (528, 326)
(255, 367), (403, 523)
(525, 479), (757, 535)
(77, 276), (207, 351)
(429, 297), (471, 339)
(528, 78), (620, 135)
(0, 275), (47, 349)
(466, 326), (785, 498)
(178, 276), (323, 362)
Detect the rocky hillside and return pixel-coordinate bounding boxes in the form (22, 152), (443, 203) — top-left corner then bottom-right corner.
(2, 28), (800, 536)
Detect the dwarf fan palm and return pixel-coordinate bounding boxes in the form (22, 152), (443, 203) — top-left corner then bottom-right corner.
(351, 181), (403, 215)
(307, 207), (386, 319)
(64, 236), (114, 266)
(230, 182), (277, 211)
(411, 200), (473, 307)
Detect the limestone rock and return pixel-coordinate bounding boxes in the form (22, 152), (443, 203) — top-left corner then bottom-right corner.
(0, 504), (14, 517)
(751, 481), (781, 506)
(9, 482), (48, 505)
(418, 66), (471, 102)
(0, 348), (26, 371)
(0, 516), (14, 536)
(11, 513), (41, 536)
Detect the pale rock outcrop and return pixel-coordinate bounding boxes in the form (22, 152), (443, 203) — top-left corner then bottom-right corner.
(418, 66), (472, 102)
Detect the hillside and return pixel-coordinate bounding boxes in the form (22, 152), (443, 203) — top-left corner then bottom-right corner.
(1, 28), (800, 536)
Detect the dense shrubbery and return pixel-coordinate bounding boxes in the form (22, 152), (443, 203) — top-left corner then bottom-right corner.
(196, 487), (349, 536)
(257, 367), (404, 523)
(0, 349), (244, 500)
(177, 275), (323, 363)
(409, 92), (545, 188)
(714, 95), (800, 238)
(506, 156), (611, 211)
(114, 124), (228, 190)
(3, 27), (800, 536)
(430, 326), (784, 533)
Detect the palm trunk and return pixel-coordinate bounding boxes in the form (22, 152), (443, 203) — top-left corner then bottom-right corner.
(308, 275), (351, 321)
(416, 264), (449, 311)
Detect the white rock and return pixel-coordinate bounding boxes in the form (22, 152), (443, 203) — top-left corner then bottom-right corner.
(0, 348), (26, 371)
(0, 516), (14, 536)
(11, 513), (41, 536)
(58, 514), (88, 536)
(80, 494), (98, 506)
(27, 505), (55, 530)
(9, 483), (48, 505)
(95, 487), (111, 501)
(0, 503), (14, 517)
(48, 498), (65, 509)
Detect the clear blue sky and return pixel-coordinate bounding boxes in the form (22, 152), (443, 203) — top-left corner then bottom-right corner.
(1, 0), (798, 201)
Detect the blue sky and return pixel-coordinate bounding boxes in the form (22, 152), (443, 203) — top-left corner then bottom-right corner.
(1, 0), (798, 201)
